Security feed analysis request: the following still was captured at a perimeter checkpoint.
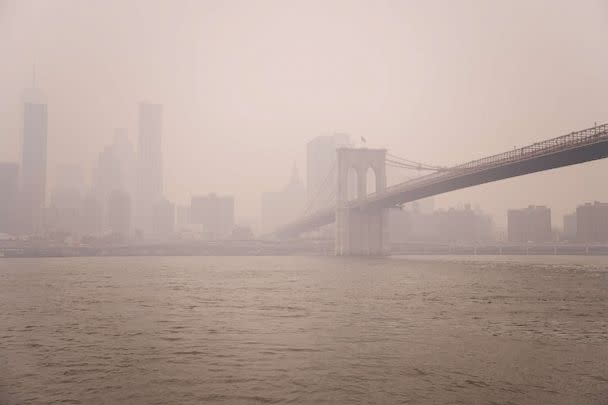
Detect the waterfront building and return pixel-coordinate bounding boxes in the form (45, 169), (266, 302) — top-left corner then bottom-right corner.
(576, 201), (608, 243)
(507, 205), (552, 243)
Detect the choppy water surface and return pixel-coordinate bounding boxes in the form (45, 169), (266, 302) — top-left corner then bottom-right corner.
(1, 255), (607, 404)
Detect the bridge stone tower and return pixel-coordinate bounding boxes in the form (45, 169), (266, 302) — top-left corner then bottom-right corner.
(335, 148), (388, 256)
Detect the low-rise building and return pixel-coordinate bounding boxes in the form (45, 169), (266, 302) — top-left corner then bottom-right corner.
(0, 162), (19, 235)
(576, 201), (608, 243)
(562, 212), (577, 241)
(507, 205), (551, 243)
(191, 193), (234, 240)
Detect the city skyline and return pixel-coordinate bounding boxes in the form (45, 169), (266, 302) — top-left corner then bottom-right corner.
(3, 4), (608, 405)
(2, 91), (608, 227)
(1, 0), (607, 222)
(2, 91), (608, 240)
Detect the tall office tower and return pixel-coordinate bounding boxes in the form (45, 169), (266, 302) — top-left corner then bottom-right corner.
(112, 128), (136, 196)
(136, 103), (163, 235)
(94, 144), (121, 207)
(0, 163), (19, 235)
(138, 103), (163, 199)
(20, 97), (48, 235)
(306, 133), (352, 211)
(94, 132), (134, 198)
(47, 164), (84, 235)
(107, 190), (131, 238)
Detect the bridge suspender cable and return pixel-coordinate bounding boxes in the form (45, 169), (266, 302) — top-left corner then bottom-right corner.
(303, 153), (442, 217)
(303, 161), (337, 215)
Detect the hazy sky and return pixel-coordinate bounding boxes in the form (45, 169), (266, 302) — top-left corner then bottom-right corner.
(1, 0), (607, 225)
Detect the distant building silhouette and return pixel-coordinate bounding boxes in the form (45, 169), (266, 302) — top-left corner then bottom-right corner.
(20, 99), (47, 234)
(261, 165), (305, 234)
(151, 198), (175, 238)
(507, 205), (552, 243)
(230, 225), (254, 240)
(46, 164), (85, 235)
(136, 103), (163, 236)
(402, 197), (434, 215)
(389, 203), (493, 244)
(48, 188), (82, 235)
(94, 131), (136, 235)
(306, 133), (352, 211)
(94, 144), (121, 203)
(576, 201), (608, 243)
(107, 190), (131, 238)
(191, 193), (234, 240)
(562, 212), (577, 241)
(176, 204), (191, 229)
(435, 204), (493, 243)
(81, 193), (103, 236)
(112, 129), (136, 196)
(0, 162), (19, 235)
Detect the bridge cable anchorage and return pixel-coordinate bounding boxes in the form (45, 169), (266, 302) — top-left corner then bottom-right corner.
(303, 161), (337, 215)
(386, 153), (447, 172)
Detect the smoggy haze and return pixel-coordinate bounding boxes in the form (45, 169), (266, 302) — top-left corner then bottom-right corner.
(1, 0), (607, 223)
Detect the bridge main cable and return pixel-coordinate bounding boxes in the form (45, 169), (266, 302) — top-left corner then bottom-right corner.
(386, 153), (446, 172)
(276, 122), (608, 238)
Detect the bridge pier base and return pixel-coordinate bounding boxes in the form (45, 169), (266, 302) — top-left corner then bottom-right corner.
(335, 148), (388, 256)
(336, 207), (388, 256)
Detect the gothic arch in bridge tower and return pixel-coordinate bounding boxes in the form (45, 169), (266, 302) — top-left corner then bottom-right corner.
(366, 166), (378, 195)
(336, 148), (388, 256)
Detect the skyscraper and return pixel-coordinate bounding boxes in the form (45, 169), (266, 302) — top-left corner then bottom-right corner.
(47, 165), (83, 236)
(306, 133), (352, 211)
(107, 190), (131, 238)
(112, 128), (136, 197)
(93, 130), (136, 235)
(138, 103), (163, 200)
(20, 98), (48, 235)
(94, 132), (135, 202)
(136, 103), (163, 235)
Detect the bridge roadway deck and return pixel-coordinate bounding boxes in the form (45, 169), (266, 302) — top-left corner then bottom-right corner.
(277, 123), (608, 237)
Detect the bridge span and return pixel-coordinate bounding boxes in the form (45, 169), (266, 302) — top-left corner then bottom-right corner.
(277, 123), (608, 254)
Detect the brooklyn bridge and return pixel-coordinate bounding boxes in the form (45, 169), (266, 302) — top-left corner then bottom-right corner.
(274, 123), (608, 255)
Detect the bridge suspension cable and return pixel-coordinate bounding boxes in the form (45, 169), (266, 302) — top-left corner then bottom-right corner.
(386, 153), (446, 172)
(303, 161), (337, 215)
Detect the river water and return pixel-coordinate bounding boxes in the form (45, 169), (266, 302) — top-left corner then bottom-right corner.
(1, 256), (607, 404)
